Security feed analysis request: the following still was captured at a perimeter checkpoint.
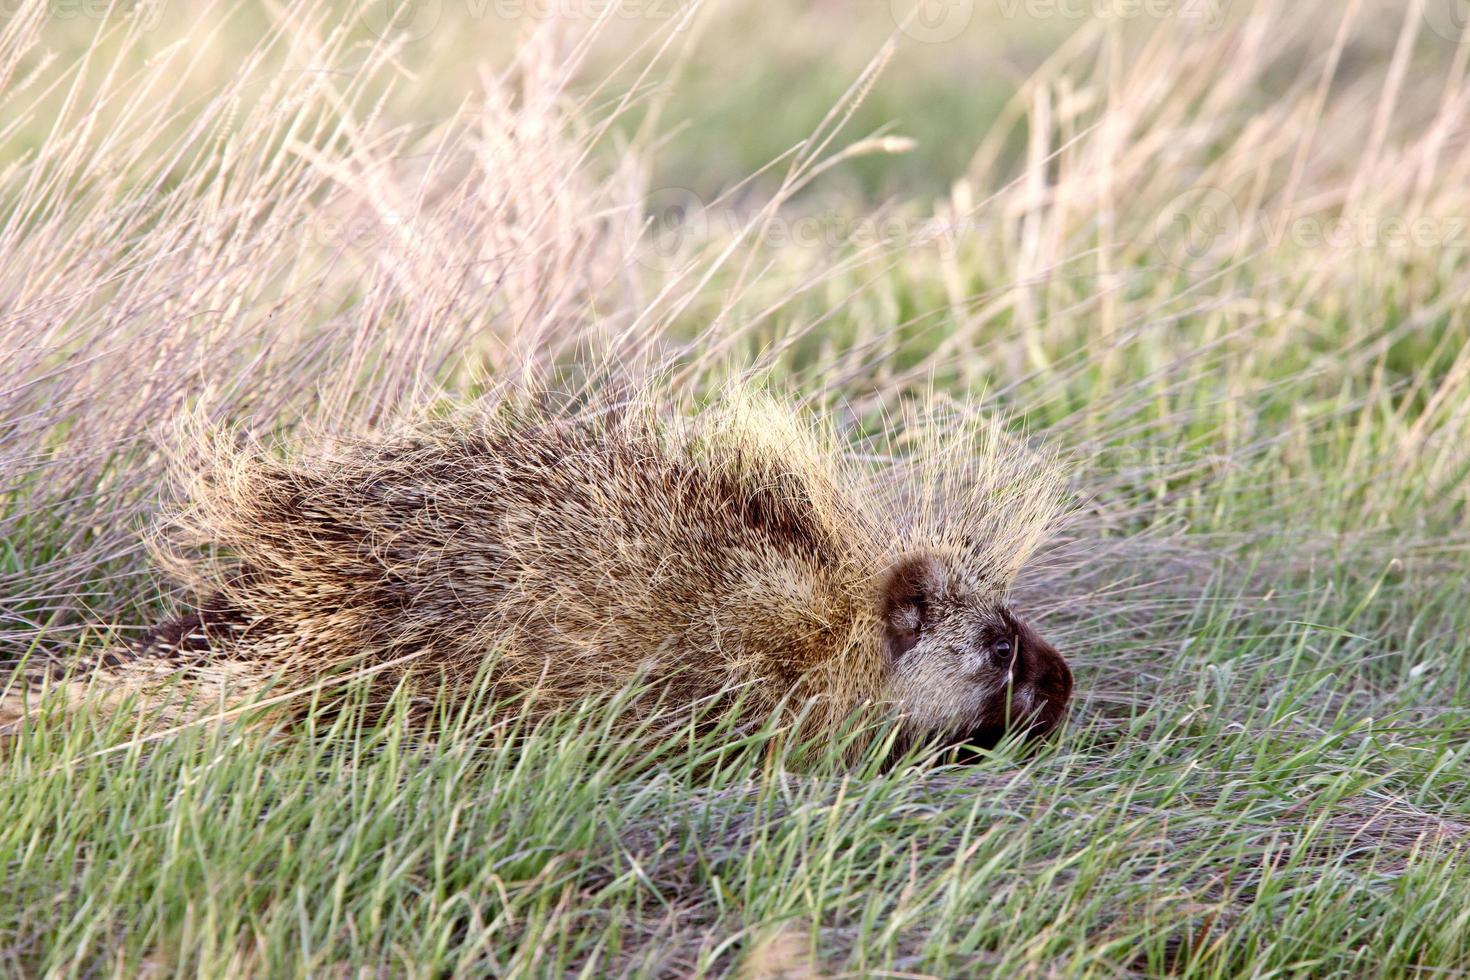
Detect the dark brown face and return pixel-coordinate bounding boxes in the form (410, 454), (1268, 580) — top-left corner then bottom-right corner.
(952, 612), (1073, 750)
(879, 553), (1073, 753)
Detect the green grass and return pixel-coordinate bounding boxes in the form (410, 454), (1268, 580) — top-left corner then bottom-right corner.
(5, 602), (1468, 976)
(2, 0), (1469, 975)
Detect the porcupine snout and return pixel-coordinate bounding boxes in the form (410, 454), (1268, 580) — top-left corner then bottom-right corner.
(1014, 626), (1072, 741)
(955, 617), (1073, 753)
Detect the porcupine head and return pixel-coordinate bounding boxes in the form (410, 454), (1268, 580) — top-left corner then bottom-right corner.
(692, 393), (1074, 759)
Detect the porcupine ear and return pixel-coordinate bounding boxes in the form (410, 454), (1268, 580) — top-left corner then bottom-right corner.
(878, 553), (946, 661)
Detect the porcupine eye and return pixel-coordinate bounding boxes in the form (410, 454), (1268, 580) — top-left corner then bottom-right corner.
(992, 638), (1013, 658)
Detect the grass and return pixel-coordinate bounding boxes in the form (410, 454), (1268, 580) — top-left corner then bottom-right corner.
(2, 0), (1469, 975)
(4, 616), (1467, 976)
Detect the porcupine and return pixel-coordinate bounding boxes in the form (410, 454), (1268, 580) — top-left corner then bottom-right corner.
(1, 391), (1073, 757)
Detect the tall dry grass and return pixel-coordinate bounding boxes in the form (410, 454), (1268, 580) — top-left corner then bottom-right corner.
(1, 2), (658, 657)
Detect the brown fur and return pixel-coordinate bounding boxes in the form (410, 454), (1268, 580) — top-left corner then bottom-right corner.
(4, 392), (1073, 756)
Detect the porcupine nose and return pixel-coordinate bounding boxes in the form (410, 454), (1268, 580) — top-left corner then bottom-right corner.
(952, 629), (1073, 756)
(1022, 632), (1072, 740)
